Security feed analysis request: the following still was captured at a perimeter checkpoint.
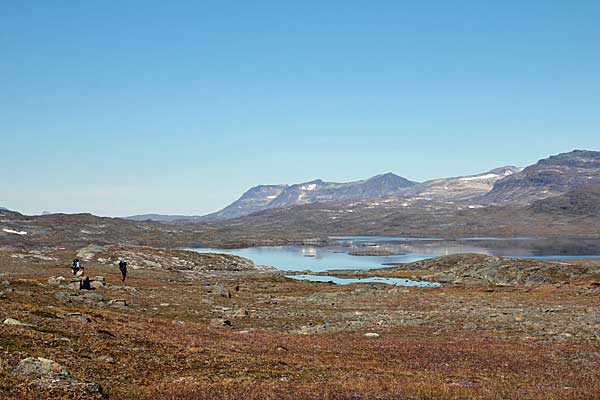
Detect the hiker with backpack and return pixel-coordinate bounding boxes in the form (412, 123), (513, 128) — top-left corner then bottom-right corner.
(71, 259), (81, 275)
(118, 259), (127, 283)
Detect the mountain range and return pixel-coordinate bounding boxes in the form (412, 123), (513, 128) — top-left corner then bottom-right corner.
(123, 150), (600, 222)
(3, 151), (600, 249)
(129, 173), (417, 221)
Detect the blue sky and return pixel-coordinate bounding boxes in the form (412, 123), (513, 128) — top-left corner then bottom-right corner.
(1, 1), (599, 216)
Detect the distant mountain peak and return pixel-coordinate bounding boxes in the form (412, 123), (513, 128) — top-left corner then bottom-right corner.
(198, 173), (416, 220)
(367, 172), (404, 181)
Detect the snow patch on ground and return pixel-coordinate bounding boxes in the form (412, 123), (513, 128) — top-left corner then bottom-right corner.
(3, 228), (27, 235)
(266, 195), (278, 199)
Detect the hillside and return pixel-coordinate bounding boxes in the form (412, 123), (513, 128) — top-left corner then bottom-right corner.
(189, 187), (600, 246)
(400, 166), (521, 202)
(484, 150), (600, 204)
(529, 185), (600, 216)
(202, 184), (288, 220)
(0, 210), (201, 249)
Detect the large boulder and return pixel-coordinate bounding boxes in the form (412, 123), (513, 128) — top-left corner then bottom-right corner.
(14, 357), (70, 379)
(107, 299), (128, 308)
(14, 357), (105, 398)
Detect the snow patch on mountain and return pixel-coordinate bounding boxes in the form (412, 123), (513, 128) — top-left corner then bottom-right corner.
(400, 166), (522, 202)
(3, 228), (28, 235)
(459, 173), (500, 181)
(301, 184), (318, 191)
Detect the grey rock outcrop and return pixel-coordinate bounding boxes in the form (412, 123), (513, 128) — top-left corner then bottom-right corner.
(14, 357), (105, 398)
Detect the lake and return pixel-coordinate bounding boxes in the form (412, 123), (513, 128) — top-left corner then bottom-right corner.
(189, 236), (600, 272)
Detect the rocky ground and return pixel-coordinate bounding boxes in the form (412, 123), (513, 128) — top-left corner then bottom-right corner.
(1, 247), (600, 399)
(332, 253), (600, 285)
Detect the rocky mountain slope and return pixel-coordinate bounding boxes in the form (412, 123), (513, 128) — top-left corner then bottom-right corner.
(484, 150), (600, 204)
(202, 184), (288, 220)
(188, 194), (600, 247)
(529, 185), (600, 216)
(399, 166), (521, 202)
(130, 173), (417, 222)
(267, 173), (416, 209)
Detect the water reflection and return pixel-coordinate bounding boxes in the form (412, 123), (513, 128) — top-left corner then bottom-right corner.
(189, 238), (600, 272)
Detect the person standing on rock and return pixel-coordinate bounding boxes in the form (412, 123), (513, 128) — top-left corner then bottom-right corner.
(118, 260), (127, 283)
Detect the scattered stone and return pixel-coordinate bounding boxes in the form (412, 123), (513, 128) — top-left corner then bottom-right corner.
(97, 329), (116, 338)
(65, 313), (91, 323)
(96, 355), (115, 363)
(231, 308), (249, 318)
(3, 318), (31, 327)
(82, 292), (105, 302)
(209, 284), (230, 297)
(107, 299), (128, 308)
(364, 332), (380, 338)
(68, 277), (82, 290)
(211, 318), (233, 328)
(54, 292), (78, 303)
(110, 285), (137, 293)
(48, 276), (67, 286)
(1, 280), (10, 287)
(90, 281), (105, 289)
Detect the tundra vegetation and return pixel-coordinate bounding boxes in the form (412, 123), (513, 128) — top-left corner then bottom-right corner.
(1, 246), (599, 399)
